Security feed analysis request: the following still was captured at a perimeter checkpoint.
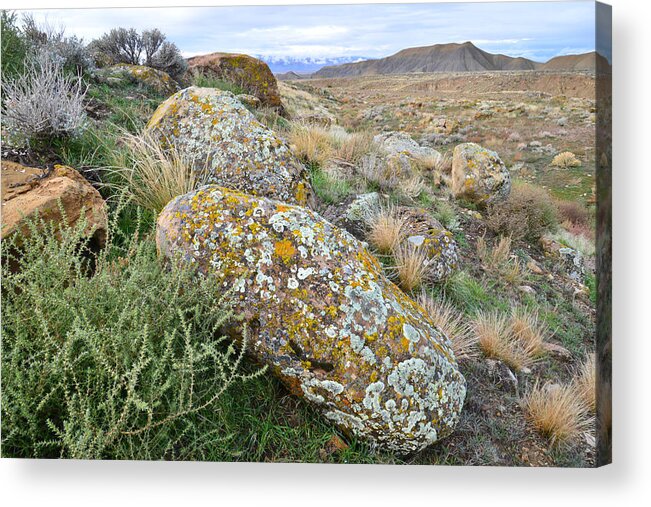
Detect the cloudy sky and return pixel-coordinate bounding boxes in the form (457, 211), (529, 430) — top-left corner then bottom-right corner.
(21, 1), (597, 66)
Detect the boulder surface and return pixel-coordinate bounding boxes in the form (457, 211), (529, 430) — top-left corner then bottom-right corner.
(1, 161), (107, 246)
(452, 142), (511, 205)
(157, 185), (466, 453)
(146, 86), (314, 207)
(186, 52), (284, 113)
(97, 64), (179, 96)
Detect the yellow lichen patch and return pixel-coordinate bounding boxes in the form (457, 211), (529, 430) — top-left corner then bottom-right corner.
(274, 239), (297, 263)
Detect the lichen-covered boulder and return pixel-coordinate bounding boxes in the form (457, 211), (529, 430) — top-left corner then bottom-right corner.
(397, 207), (459, 283)
(374, 131), (442, 160)
(157, 185), (466, 453)
(452, 143), (511, 205)
(1, 161), (107, 246)
(186, 52), (285, 113)
(146, 86), (315, 207)
(97, 64), (179, 96)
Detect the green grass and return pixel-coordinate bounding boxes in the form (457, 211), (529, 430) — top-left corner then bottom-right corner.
(308, 163), (354, 205)
(191, 72), (245, 95)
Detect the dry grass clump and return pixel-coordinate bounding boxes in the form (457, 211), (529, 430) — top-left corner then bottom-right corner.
(472, 311), (527, 370)
(400, 173), (427, 200)
(331, 130), (373, 165)
(104, 132), (203, 213)
(573, 354), (596, 412)
(551, 151), (582, 168)
(418, 293), (477, 360)
(476, 235), (524, 285)
(509, 306), (549, 358)
(364, 205), (408, 254)
(486, 182), (558, 242)
(392, 243), (429, 292)
(287, 124), (334, 167)
(472, 306), (549, 371)
(524, 382), (590, 446)
(358, 153), (413, 191)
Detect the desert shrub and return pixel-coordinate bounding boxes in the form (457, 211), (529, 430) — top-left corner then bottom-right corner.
(524, 382), (589, 446)
(551, 151), (582, 168)
(21, 13), (95, 75)
(1, 51), (88, 149)
(555, 199), (591, 228)
(1, 11), (28, 80)
(90, 27), (187, 80)
(418, 293), (477, 360)
(1, 205), (262, 459)
(486, 182), (558, 242)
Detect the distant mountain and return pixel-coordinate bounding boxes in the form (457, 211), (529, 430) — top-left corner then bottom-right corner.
(276, 71), (307, 81)
(538, 51), (607, 71)
(257, 55), (368, 74)
(312, 42), (601, 78)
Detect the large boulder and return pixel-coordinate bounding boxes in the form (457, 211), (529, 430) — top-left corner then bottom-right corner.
(1, 161), (107, 246)
(157, 185), (466, 453)
(96, 64), (179, 96)
(186, 52), (285, 114)
(373, 131), (442, 160)
(451, 143), (511, 205)
(146, 86), (315, 207)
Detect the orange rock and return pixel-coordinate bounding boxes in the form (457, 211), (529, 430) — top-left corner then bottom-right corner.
(1, 161), (107, 247)
(186, 52), (285, 114)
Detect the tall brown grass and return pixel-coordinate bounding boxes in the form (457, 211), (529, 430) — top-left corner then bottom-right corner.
(524, 382), (590, 446)
(472, 306), (549, 371)
(364, 205), (408, 254)
(573, 354), (596, 412)
(476, 235), (524, 285)
(392, 243), (429, 292)
(104, 132), (203, 213)
(418, 293), (477, 360)
(287, 124), (333, 167)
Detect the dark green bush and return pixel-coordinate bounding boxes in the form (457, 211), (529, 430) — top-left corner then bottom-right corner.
(1, 11), (27, 80)
(485, 181), (558, 242)
(1, 203), (263, 459)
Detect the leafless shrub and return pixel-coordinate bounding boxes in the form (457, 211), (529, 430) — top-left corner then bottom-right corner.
(90, 27), (186, 79)
(1, 51), (87, 148)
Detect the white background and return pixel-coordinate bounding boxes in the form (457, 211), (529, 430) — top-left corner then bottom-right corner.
(0, 0), (648, 505)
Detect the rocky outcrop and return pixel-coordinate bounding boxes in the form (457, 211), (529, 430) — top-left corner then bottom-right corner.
(96, 64), (179, 96)
(1, 161), (107, 246)
(146, 87), (315, 207)
(186, 52), (285, 113)
(374, 131), (442, 160)
(157, 185), (466, 453)
(451, 142), (511, 205)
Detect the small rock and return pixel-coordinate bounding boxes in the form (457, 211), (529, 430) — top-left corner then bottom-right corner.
(518, 285), (536, 295)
